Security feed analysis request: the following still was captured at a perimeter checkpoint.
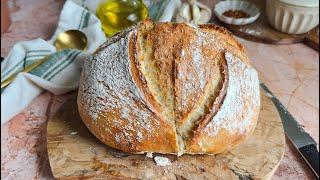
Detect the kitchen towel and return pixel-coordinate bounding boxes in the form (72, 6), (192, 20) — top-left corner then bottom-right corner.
(1, 0), (182, 125)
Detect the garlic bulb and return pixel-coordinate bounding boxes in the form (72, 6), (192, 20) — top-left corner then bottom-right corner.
(176, 3), (191, 23)
(175, 0), (212, 25)
(196, 1), (212, 24)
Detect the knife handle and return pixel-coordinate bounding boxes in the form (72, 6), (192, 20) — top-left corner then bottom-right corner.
(299, 144), (319, 178)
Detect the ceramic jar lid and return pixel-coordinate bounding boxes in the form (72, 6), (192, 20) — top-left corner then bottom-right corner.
(277, 0), (319, 7)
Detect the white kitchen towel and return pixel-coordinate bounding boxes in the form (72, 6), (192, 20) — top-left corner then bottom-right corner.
(1, 0), (106, 125)
(1, 0), (182, 125)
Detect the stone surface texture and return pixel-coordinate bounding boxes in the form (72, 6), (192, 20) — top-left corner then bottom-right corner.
(1, 0), (319, 179)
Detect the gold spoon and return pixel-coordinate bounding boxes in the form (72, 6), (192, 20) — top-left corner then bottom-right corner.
(1, 30), (88, 89)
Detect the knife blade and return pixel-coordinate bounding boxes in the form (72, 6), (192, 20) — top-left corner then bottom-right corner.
(260, 83), (319, 178)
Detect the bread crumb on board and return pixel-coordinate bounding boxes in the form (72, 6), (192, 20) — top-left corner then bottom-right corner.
(154, 156), (172, 166)
(70, 131), (78, 135)
(146, 152), (153, 158)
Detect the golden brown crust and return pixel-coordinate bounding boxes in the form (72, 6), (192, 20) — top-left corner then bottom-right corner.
(198, 24), (244, 50)
(77, 28), (179, 154)
(78, 20), (260, 155)
(78, 100), (178, 153)
(185, 54), (229, 153)
(134, 20), (176, 123)
(199, 24), (250, 65)
(129, 23), (163, 121)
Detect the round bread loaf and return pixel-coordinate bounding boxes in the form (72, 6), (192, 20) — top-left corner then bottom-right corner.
(77, 20), (260, 155)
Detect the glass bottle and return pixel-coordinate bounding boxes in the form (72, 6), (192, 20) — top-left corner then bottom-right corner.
(96, 0), (148, 37)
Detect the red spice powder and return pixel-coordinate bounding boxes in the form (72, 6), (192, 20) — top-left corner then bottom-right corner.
(223, 9), (250, 18)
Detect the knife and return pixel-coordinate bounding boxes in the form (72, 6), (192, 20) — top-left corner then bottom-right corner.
(260, 83), (319, 178)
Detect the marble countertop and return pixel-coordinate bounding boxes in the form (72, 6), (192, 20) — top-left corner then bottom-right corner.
(1, 0), (319, 179)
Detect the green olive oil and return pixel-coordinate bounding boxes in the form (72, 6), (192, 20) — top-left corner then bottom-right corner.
(96, 0), (148, 37)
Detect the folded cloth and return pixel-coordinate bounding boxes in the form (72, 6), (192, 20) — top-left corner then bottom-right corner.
(1, 0), (106, 125)
(145, 0), (181, 22)
(1, 0), (182, 125)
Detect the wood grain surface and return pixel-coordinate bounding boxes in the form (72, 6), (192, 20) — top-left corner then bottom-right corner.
(212, 0), (319, 50)
(47, 90), (285, 179)
(1, 0), (317, 179)
(305, 28), (319, 51)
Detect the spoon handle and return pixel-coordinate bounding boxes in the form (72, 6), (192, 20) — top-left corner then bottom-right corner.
(1, 56), (49, 89)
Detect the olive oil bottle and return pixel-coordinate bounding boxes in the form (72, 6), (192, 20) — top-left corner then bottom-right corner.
(96, 0), (148, 37)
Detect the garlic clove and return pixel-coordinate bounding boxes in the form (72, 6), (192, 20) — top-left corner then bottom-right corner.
(176, 15), (189, 23)
(176, 3), (191, 23)
(198, 11), (211, 24)
(174, 0), (212, 24)
(192, 3), (201, 23)
(196, 2), (212, 24)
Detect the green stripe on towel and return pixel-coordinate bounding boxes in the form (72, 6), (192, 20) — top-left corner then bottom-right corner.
(78, 9), (85, 30)
(25, 54), (50, 59)
(1, 60), (23, 79)
(1, 50), (52, 80)
(82, 11), (91, 29)
(47, 51), (81, 81)
(41, 50), (77, 79)
(30, 50), (74, 77)
(28, 50), (52, 53)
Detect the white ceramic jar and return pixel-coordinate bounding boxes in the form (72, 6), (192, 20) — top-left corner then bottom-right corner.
(266, 0), (319, 34)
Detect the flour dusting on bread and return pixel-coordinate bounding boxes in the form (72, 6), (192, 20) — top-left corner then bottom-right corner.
(78, 29), (179, 153)
(77, 20), (260, 155)
(205, 52), (260, 136)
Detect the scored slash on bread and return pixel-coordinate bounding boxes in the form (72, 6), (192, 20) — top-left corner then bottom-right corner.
(77, 20), (260, 155)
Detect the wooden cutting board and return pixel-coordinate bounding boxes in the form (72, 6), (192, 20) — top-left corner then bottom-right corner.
(211, 0), (319, 51)
(47, 90), (285, 179)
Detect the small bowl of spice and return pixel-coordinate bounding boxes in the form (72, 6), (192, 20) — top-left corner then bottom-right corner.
(214, 1), (260, 25)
